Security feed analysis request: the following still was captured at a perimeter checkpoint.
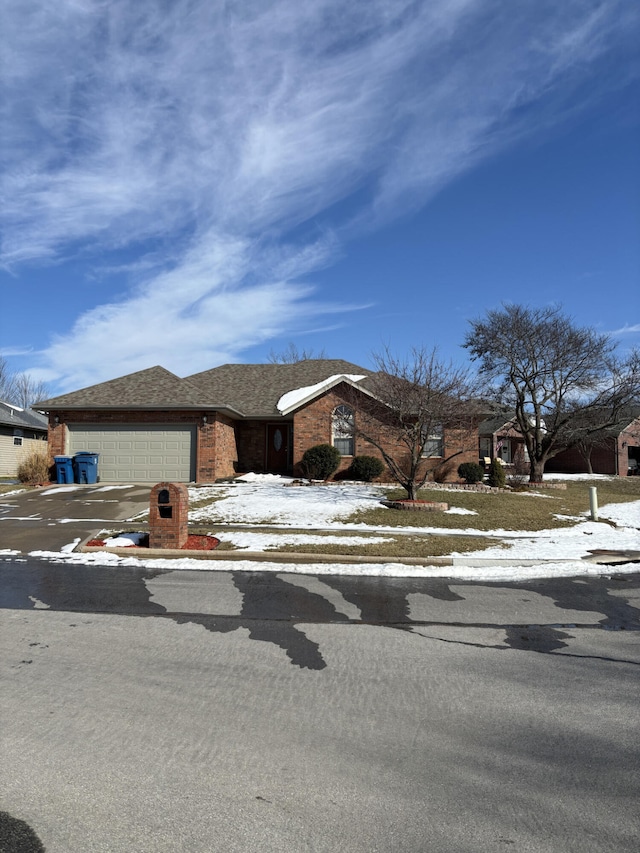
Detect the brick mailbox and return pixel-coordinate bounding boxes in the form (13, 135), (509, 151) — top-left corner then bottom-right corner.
(149, 482), (189, 550)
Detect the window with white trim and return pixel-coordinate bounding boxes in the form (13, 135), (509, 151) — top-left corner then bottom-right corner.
(421, 425), (443, 457)
(13, 429), (23, 447)
(332, 405), (354, 456)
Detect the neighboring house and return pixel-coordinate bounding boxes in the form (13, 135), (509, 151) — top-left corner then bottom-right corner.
(35, 359), (480, 483)
(0, 400), (48, 477)
(544, 411), (640, 477)
(479, 410), (640, 477)
(478, 414), (528, 471)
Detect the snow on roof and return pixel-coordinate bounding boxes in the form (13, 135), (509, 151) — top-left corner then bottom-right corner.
(276, 374), (367, 415)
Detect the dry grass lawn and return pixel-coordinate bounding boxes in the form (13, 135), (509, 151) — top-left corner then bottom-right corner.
(345, 478), (640, 532)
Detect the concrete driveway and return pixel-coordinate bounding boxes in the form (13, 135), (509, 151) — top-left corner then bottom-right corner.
(0, 484), (151, 553)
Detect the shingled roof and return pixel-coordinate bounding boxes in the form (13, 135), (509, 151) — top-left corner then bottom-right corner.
(0, 400), (48, 431)
(186, 359), (371, 416)
(34, 366), (209, 410)
(34, 360), (374, 417)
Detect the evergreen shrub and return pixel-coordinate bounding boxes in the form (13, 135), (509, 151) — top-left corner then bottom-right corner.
(301, 444), (342, 480)
(457, 461), (485, 484)
(348, 455), (385, 482)
(487, 457), (506, 488)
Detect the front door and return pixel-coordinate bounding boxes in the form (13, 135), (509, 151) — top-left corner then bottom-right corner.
(266, 424), (291, 473)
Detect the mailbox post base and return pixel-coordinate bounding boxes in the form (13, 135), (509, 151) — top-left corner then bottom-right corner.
(149, 482), (189, 549)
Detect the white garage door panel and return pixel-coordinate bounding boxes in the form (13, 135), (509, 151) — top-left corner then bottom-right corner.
(68, 426), (195, 482)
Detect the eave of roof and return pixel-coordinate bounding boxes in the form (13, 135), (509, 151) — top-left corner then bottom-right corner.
(0, 400), (48, 430)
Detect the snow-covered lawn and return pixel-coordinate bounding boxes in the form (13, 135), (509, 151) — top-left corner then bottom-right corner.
(23, 472), (640, 580)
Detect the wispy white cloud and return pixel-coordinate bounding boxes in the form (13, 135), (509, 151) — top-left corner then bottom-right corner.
(2, 0), (637, 390)
(610, 324), (640, 336)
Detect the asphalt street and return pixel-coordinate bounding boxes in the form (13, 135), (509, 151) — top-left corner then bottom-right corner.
(1, 554), (639, 853)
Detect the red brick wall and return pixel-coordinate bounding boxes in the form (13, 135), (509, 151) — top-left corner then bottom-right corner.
(236, 421), (267, 472)
(149, 482), (189, 548)
(47, 418), (66, 458)
(198, 414), (237, 481)
(546, 439), (618, 475)
(292, 386), (479, 482)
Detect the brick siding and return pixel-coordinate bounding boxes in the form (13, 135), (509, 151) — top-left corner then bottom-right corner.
(292, 385), (478, 482)
(236, 421), (268, 472)
(148, 482), (189, 548)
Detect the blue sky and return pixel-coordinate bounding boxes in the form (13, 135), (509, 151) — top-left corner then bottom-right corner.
(1, 0), (639, 397)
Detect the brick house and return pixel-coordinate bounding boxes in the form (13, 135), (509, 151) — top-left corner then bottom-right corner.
(36, 359), (480, 483)
(544, 411), (640, 476)
(479, 410), (640, 477)
(478, 414), (529, 472)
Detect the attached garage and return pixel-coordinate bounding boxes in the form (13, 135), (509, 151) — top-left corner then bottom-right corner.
(68, 425), (196, 483)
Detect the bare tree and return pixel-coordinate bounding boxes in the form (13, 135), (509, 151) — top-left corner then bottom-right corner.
(12, 373), (51, 409)
(346, 346), (479, 500)
(464, 304), (640, 482)
(0, 356), (17, 402)
(267, 343), (328, 363)
(0, 356), (49, 408)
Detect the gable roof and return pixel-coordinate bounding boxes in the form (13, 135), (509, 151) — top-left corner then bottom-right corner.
(478, 413), (517, 435)
(0, 400), (48, 431)
(34, 366), (209, 410)
(186, 359), (371, 417)
(34, 359), (373, 417)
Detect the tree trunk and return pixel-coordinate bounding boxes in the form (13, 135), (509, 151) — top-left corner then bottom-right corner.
(529, 458), (545, 483)
(406, 482), (418, 500)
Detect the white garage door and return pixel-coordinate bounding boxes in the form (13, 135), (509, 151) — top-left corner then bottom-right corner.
(68, 425), (196, 482)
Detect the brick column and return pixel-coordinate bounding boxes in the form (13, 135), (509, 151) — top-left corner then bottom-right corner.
(149, 482), (189, 549)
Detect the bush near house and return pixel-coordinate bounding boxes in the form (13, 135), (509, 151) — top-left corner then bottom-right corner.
(301, 444), (342, 480)
(17, 449), (52, 484)
(487, 457), (506, 488)
(348, 455), (385, 482)
(457, 461), (485, 484)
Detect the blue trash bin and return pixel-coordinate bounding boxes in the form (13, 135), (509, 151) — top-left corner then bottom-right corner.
(73, 452), (100, 484)
(54, 456), (75, 484)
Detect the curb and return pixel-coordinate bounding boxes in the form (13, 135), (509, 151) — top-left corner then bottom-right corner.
(76, 536), (640, 568)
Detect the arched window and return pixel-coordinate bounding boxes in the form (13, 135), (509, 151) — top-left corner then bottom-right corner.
(332, 405), (354, 456)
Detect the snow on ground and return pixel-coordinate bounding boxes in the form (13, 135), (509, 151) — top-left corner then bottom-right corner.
(19, 473), (640, 580)
(103, 532), (147, 547)
(188, 479), (383, 527)
(40, 485), (81, 495)
(26, 547), (640, 582)
(212, 532), (394, 550)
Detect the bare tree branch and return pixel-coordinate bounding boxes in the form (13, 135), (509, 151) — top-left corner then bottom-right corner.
(345, 346), (479, 499)
(267, 343), (328, 363)
(0, 356), (49, 408)
(464, 304), (640, 482)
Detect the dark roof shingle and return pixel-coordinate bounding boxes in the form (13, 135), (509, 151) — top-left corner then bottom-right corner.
(34, 360), (372, 416)
(185, 359), (371, 416)
(0, 400), (48, 431)
(34, 366), (206, 409)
